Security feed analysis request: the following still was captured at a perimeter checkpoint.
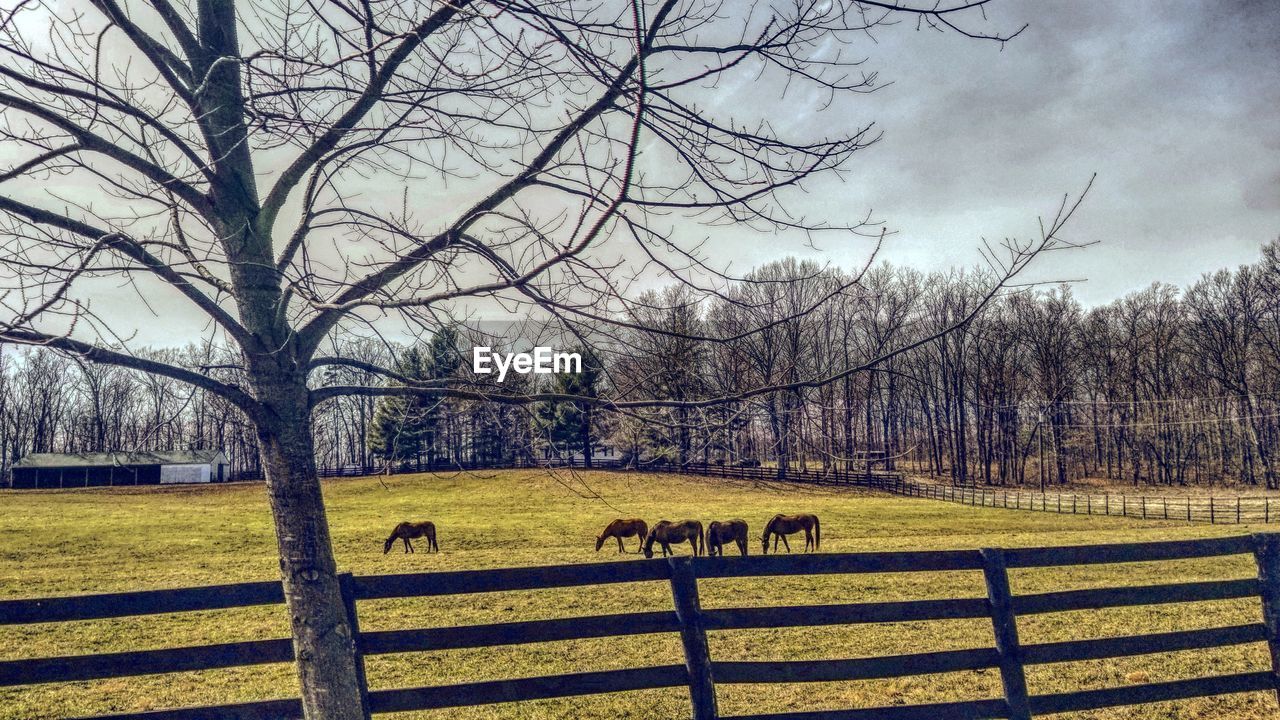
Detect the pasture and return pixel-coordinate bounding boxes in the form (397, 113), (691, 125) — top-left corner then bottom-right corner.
(1, 470), (1278, 719)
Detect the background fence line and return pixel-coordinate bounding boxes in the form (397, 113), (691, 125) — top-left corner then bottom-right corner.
(866, 476), (1280, 526)
(11, 454), (1276, 527)
(2, 535), (1279, 719)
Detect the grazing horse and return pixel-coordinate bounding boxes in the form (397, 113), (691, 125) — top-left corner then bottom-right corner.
(383, 520), (438, 554)
(643, 520), (704, 558)
(706, 519), (749, 557)
(761, 513), (820, 554)
(596, 518), (649, 554)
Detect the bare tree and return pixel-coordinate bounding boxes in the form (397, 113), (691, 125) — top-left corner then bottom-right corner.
(0, 0), (1033, 715)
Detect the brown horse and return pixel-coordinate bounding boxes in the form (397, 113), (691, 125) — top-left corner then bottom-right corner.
(383, 520), (438, 554)
(707, 519), (749, 557)
(643, 520), (704, 558)
(761, 513), (820, 554)
(596, 518), (649, 554)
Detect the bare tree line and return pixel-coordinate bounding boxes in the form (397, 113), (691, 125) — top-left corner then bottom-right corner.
(7, 237), (1280, 494)
(608, 243), (1280, 490)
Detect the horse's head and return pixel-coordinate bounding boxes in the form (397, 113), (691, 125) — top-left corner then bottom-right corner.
(760, 521), (772, 554)
(594, 535), (605, 552)
(382, 536), (395, 554)
(642, 533), (656, 558)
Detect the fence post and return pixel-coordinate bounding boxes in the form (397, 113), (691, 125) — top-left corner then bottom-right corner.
(1251, 534), (1280, 704)
(338, 572), (373, 720)
(981, 548), (1032, 720)
(669, 556), (718, 720)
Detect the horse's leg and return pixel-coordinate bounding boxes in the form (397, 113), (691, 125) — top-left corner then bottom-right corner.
(805, 528), (814, 552)
(689, 537), (698, 556)
(737, 538), (747, 556)
(781, 534), (791, 553)
(616, 535), (625, 554)
(404, 537), (412, 553)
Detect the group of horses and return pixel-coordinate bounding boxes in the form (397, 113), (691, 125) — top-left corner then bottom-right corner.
(595, 514), (820, 558)
(382, 512), (821, 558)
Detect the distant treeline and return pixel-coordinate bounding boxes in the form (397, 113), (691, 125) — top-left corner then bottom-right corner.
(4, 243), (1280, 488)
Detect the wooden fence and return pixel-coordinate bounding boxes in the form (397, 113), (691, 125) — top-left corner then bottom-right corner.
(3, 534), (1280, 719)
(22, 455), (1273, 529)
(413, 460), (1273, 528)
(870, 476), (1280, 525)
(225, 458), (901, 485)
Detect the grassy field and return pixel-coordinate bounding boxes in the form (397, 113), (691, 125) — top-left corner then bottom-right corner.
(2, 470), (1278, 719)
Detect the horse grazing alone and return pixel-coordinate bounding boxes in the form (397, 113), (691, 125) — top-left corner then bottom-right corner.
(643, 520), (704, 558)
(706, 519), (749, 557)
(596, 518), (649, 554)
(761, 514), (820, 554)
(383, 521), (438, 554)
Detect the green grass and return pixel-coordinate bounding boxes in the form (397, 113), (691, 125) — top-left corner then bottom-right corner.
(1, 470), (1277, 719)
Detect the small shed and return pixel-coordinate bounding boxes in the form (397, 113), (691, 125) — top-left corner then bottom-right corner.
(9, 450), (230, 489)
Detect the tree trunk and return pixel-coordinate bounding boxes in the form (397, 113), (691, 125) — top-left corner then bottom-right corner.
(257, 381), (366, 720)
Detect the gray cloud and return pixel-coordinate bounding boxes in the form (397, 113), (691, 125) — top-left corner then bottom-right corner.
(742, 0), (1280, 305)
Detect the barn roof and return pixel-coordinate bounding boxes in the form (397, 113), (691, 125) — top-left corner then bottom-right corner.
(12, 450), (225, 469)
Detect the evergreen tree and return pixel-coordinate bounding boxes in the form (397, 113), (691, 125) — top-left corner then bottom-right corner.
(420, 326), (462, 464)
(366, 327), (462, 466)
(537, 348), (603, 467)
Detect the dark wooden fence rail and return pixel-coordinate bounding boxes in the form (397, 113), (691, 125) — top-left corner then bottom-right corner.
(3, 535), (1280, 719)
(221, 458), (902, 485)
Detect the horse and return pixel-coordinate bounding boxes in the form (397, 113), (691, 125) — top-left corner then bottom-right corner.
(596, 518), (649, 554)
(383, 520), (438, 554)
(643, 519), (704, 558)
(761, 513), (820, 554)
(706, 519), (749, 557)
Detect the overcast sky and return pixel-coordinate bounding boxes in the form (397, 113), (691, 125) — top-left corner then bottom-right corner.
(731, 0), (1280, 306)
(6, 0), (1280, 349)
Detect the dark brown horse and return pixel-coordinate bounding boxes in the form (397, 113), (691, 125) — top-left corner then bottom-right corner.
(383, 520), (438, 554)
(707, 519), (749, 557)
(596, 518), (649, 553)
(761, 513), (820, 554)
(643, 519), (704, 558)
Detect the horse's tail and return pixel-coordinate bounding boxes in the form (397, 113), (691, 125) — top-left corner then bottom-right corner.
(813, 515), (820, 550)
(697, 522), (705, 556)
